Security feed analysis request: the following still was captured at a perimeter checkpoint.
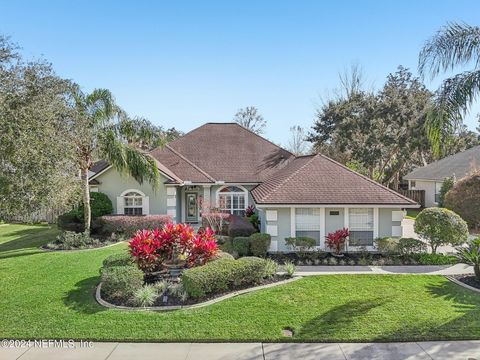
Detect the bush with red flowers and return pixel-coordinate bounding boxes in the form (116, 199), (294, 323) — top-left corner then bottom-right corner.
(325, 228), (350, 255)
(128, 223), (219, 272)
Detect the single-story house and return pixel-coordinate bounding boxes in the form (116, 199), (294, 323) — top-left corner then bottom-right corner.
(89, 123), (418, 252)
(404, 145), (480, 207)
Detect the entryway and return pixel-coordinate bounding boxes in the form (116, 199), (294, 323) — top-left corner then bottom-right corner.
(185, 192), (198, 223)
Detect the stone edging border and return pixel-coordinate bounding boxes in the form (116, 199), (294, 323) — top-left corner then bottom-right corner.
(95, 276), (303, 311)
(445, 275), (480, 294)
(40, 241), (126, 253)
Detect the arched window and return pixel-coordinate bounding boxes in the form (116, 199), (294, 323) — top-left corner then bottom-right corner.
(119, 189), (147, 215)
(217, 186), (248, 216)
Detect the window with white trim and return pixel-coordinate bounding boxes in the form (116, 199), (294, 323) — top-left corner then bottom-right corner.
(123, 191), (144, 215)
(217, 186), (247, 216)
(349, 208), (374, 246)
(295, 208), (320, 244)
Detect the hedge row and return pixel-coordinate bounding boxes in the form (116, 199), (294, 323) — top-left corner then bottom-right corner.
(181, 257), (268, 299)
(231, 233), (271, 257)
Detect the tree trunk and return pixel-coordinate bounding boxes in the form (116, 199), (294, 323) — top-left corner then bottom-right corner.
(81, 166), (91, 233)
(431, 244), (437, 254)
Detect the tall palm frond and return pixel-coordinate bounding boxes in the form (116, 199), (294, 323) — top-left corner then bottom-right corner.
(419, 22), (480, 79)
(99, 129), (160, 189)
(419, 22), (480, 155)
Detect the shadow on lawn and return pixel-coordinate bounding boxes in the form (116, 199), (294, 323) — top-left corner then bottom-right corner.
(369, 280), (480, 343)
(0, 226), (57, 260)
(64, 276), (106, 314)
(297, 298), (388, 340)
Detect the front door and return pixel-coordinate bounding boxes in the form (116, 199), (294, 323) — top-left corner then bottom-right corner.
(185, 193), (198, 222)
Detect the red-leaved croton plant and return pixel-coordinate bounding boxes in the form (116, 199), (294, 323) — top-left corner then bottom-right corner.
(128, 223), (218, 272)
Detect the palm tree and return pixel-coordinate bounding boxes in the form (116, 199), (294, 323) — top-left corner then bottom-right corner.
(419, 22), (480, 154)
(70, 86), (161, 231)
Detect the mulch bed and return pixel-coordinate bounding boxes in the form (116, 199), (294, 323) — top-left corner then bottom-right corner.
(451, 274), (480, 290)
(105, 274), (290, 308)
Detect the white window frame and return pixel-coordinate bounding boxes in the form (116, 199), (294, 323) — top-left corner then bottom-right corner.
(295, 208), (321, 246)
(216, 185), (248, 215)
(348, 208), (374, 249)
(119, 189), (148, 216)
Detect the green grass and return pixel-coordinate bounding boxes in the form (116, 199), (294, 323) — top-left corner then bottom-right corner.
(406, 209), (421, 220)
(1, 223), (480, 342)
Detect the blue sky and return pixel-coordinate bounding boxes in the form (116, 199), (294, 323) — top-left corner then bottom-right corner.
(1, 0), (479, 145)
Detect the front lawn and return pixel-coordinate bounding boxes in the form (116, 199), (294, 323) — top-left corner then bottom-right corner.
(1, 224), (480, 342)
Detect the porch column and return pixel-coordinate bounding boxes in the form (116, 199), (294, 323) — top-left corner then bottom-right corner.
(166, 186), (177, 222)
(203, 185), (211, 208)
(373, 207), (379, 239)
(290, 207), (296, 237)
(319, 207), (325, 249)
(344, 208), (349, 251)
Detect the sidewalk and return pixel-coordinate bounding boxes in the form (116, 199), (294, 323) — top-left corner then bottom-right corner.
(294, 263), (473, 276)
(3, 341), (480, 360)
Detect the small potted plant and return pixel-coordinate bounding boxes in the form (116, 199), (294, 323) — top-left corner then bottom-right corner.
(325, 228), (350, 257)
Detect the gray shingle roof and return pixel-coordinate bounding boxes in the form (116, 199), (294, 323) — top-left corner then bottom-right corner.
(152, 123), (294, 183)
(404, 146), (480, 181)
(252, 154), (417, 206)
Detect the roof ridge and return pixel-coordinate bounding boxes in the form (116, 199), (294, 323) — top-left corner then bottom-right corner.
(165, 144), (216, 182)
(412, 145), (480, 171)
(230, 123), (295, 157)
(260, 155), (318, 202)
(316, 153), (417, 204)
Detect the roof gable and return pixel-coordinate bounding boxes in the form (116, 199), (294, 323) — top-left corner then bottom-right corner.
(404, 146), (480, 181)
(252, 154), (417, 206)
(152, 123), (294, 182)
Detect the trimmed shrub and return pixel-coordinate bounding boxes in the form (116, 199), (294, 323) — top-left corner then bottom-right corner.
(97, 214), (172, 237)
(397, 237), (426, 255)
(232, 236), (251, 257)
(284, 236), (317, 251)
(212, 251), (235, 261)
(234, 257), (268, 286)
(44, 231), (101, 250)
(181, 257), (268, 299)
(78, 192), (113, 219)
(415, 208), (469, 253)
(444, 172), (480, 229)
(101, 265), (144, 304)
(374, 237), (400, 254)
(182, 259), (236, 298)
(249, 233), (271, 257)
(102, 252), (134, 268)
(228, 215), (256, 238)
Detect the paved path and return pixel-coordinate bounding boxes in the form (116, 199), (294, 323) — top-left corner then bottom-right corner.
(294, 263), (473, 275)
(2, 341), (480, 360)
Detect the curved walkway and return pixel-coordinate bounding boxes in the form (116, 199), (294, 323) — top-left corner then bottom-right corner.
(294, 263), (473, 275)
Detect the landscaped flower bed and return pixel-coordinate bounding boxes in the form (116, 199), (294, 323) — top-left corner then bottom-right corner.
(98, 223), (287, 308)
(43, 231), (122, 250)
(268, 251), (458, 266)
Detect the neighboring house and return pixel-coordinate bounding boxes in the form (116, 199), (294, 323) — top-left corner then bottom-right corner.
(89, 123), (418, 252)
(404, 145), (480, 208)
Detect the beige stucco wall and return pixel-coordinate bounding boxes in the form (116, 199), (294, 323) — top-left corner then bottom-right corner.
(93, 167), (169, 215)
